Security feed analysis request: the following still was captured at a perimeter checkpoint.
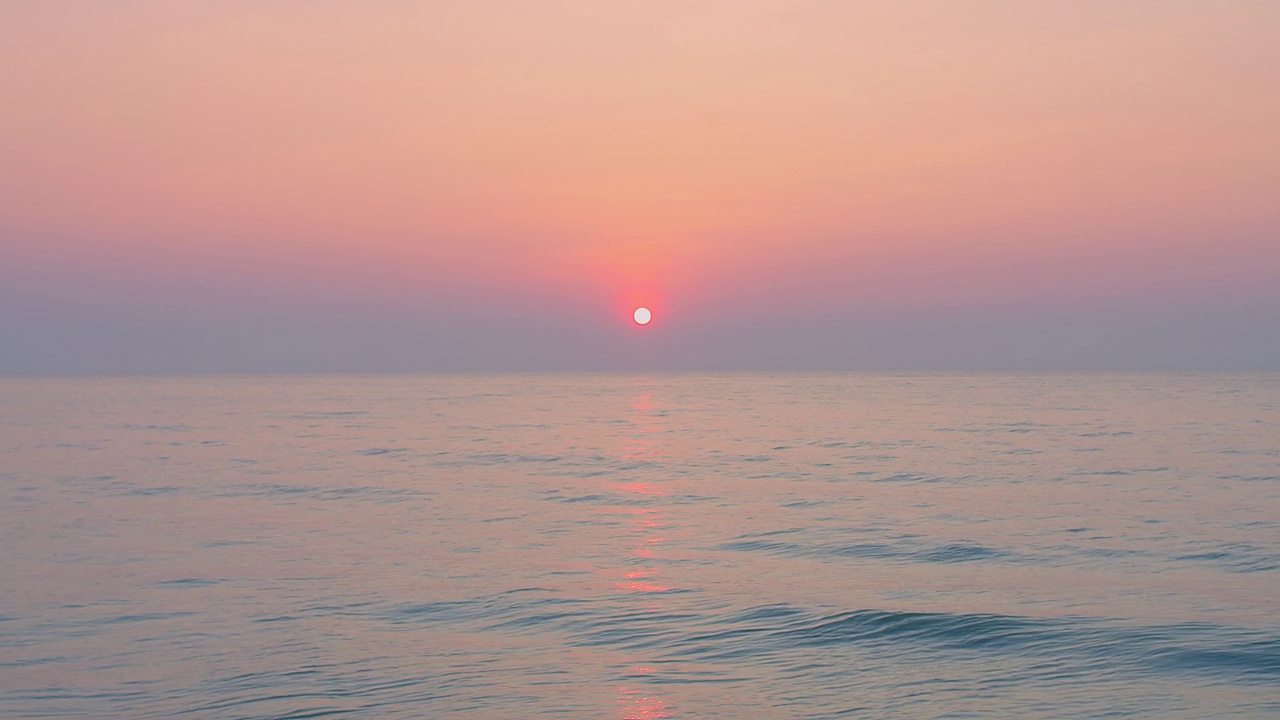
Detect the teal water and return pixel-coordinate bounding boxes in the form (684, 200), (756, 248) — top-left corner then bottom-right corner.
(1, 373), (1277, 718)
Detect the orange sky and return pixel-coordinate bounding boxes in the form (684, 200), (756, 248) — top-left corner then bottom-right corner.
(1, 1), (1278, 371)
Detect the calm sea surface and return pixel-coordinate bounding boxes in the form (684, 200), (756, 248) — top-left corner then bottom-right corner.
(1, 373), (1277, 719)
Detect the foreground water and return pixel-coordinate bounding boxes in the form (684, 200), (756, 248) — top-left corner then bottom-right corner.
(1, 373), (1277, 719)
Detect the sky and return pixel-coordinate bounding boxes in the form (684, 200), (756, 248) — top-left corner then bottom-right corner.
(2, 0), (1278, 373)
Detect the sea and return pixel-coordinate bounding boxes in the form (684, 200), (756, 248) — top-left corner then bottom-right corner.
(1, 373), (1277, 719)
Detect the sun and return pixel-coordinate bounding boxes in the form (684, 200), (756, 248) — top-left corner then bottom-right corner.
(633, 307), (652, 325)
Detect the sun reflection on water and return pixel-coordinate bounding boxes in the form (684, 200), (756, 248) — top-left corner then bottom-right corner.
(609, 383), (677, 715)
(617, 685), (673, 719)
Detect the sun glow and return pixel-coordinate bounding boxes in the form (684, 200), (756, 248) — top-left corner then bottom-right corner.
(633, 307), (652, 325)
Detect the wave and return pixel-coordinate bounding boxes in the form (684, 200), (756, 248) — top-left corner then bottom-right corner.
(717, 536), (1016, 565)
(381, 591), (1280, 684)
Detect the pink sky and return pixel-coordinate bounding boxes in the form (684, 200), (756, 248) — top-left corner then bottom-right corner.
(2, 1), (1278, 371)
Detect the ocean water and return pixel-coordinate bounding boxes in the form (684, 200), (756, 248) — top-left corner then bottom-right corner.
(1, 373), (1277, 719)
